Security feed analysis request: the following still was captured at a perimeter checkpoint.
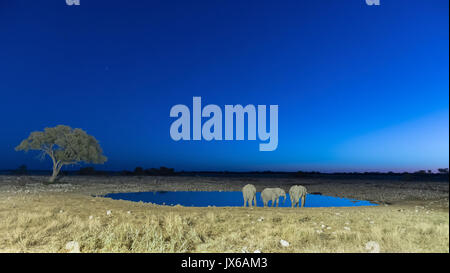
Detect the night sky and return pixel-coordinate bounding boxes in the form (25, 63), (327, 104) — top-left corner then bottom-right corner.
(0, 0), (448, 172)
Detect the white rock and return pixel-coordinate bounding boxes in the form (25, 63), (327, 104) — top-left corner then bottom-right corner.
(257, 217), (264, 222)
(344, 226), (351, 231)
(127, 211), (131, 214)
(65, 241), (80, 253)
(280, 239), (290, 247)
(59, 210), (64, 213)
(89, 215), (93, 220)
(106, 210), (112, 216)
(254, 249), (261, 253)
(365, 241), (380, 253)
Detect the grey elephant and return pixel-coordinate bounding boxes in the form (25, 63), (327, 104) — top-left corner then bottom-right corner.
(242, 184), (257, 207)
(289, 185), (307, 208)
(261, 188), (286, 207)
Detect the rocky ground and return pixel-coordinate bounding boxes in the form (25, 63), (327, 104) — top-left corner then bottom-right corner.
(0, 175), (448, 208)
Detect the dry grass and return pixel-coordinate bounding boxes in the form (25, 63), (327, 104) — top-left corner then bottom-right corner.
(0, 192), (448, 253)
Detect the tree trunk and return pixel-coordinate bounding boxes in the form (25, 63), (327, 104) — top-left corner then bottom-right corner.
(49, 166), (59, 183)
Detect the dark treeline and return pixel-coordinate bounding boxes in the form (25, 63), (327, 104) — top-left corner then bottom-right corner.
(77, 166), (175, 176)
(3, 166), (449, 182)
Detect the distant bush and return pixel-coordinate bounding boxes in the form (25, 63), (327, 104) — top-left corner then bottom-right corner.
(134, 167), (145, 175)
(438, 168), (449, 174)
(145, 167), (175, 176)
(295, 171), (308, 178)
(129, 166), (175, 176)
(401, 173), (415, 181)
(14, 164), (28, 175)
(294, 171), (321, 178)
(78, 167), (107, 176)
(120, 170), (133, 176)
(78, 167), (96, 175)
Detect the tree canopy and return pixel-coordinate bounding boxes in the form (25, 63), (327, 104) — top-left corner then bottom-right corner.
(15, 125), (107, 182)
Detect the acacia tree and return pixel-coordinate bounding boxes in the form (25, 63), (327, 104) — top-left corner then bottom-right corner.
(15, 125), (107, 183)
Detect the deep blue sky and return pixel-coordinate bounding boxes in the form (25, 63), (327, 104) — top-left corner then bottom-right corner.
(0, 0), (448, 172)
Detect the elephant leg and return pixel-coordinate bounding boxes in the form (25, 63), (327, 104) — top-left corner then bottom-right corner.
(253, 196), (257, 207)
(301, 195), (306, 208)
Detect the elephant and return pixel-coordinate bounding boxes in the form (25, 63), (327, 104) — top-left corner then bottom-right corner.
(242, 184), (257, 207)
(289, 185), (307, 208)
(261, 188), (286, 207)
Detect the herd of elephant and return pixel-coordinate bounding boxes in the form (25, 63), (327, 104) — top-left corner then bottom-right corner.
(242, 184), (308, 208)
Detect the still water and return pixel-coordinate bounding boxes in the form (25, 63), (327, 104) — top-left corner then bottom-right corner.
(104, 191), (377, 207)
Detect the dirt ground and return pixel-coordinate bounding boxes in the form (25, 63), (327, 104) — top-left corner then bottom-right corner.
(0, 175), (448, 253)
(1, 175), (448, 207)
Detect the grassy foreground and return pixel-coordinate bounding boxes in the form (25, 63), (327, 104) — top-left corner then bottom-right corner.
(0, 192), (448, 253)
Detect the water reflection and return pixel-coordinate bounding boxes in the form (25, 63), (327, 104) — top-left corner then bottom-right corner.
(104, 191), (377, 207)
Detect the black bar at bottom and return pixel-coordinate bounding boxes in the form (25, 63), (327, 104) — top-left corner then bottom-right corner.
(0, 253), (447, 272)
